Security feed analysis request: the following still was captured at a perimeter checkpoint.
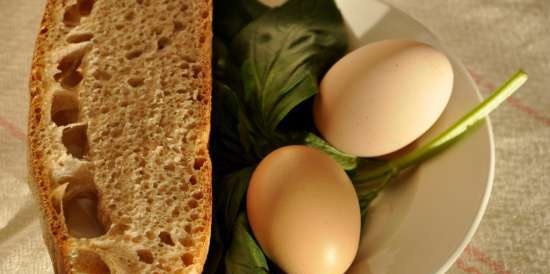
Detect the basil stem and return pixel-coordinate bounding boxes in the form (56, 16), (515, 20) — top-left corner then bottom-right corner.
(354, 70), (528, 187)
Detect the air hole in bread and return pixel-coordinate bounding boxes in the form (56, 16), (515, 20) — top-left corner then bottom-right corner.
(51, 183), (69, 214)
(165, 3), (175, 11)
(192, 191), (203, 200)
(54, 42), (90, 88)
(74, 250), (111, 274)
(124, 11), (135, 21)
(191, 65), (201, 79)
(136, 0), (143, 4)
(152, 26), (163, 35)
(132, 236), (143, 243)
(164, 163), (175, 172)
(63, 5), (81, 27)
(190, 213), (199, 221)
(62, 124), (89, 159)
(181, 253), (194, 266)
(199, 35), (206, 44)
(77, 0), (95, 16)
(180, 236), (193, 247)
(198, 148), (207, 156)
(109, 223), (130, 236)
(63, 182), (106, 238)
(92, 69), (112, 81)
(158, 231), (175, 246)
(157, 37), (171, 50)
(66, 32), (93, 43)
(173, 21), (184, 32)
(196, 92), (204, 102)
(183, 56), (196, 64)
(179, 63), (190, 71)
(179, 182), (189, 192)
(137, 249), (154, 264)
(125, 49), (143, 60)
(201, 10), (209, 18)
(189, 175), (197, 185)
(127, 77), (145, 87)
(51, 91), (79, 126)
(165, 198), (174, 207)
(123, 43), (133, 51)
(187, 199), (198, 209)
(193, 158), (206, 170)
(64, 71), (84, 88)
(180, 4), (188, 12)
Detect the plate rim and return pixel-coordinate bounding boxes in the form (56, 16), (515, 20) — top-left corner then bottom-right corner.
(382, 3), (496, 274)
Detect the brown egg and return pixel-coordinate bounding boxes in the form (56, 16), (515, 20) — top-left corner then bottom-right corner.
(314, 39), (454, 157)
(247, 145), (360, 274)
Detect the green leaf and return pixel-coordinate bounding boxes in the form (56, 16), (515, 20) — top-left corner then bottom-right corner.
(304, 133), (358, 170)
(231, 0), (348, 131)
(210, 1), (350, 273)
(213, 38), (242, 90)
(210, 81), (257, 174)
(211, 0), (348, 170)
(206, 167), (260, 274)
(211, 48), (297, 174)
(218, 168), (255, 234)
(203, 217), (224, 274)
(205, 167), (255, 274)
(214, 0), (270, 43)
(225, 214), (270, 274)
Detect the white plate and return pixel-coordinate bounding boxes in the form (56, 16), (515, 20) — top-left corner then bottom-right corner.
(335, 1), (495, 274)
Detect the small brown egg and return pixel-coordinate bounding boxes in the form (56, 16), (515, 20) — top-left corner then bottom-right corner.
(314, 39), (454, 157)
(247, 145), (360, 274)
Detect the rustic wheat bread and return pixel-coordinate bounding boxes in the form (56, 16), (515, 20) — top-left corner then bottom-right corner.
(28, 0), (212, 273)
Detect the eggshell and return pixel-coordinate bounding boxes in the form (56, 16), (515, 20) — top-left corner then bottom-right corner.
(247, 145), (360, 274)
(313, 39), (454, 157)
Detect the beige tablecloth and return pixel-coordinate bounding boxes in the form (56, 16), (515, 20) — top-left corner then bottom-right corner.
(1, 1), (549, 273)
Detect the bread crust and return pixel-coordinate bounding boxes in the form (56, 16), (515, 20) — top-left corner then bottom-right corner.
(28, 0), (213, 273)
(29, 1), (72, 273)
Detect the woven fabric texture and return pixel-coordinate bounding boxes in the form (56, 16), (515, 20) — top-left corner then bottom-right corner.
(0, 0), (548, 273)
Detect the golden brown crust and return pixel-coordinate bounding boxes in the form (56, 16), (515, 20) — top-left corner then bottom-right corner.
(197, 1), (213, 266)
(28, 0), (213, 273)
(28, 1), (72, 273)
(190, 0), (213, 268)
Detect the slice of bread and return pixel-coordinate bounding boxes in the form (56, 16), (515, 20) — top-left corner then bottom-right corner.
(27, 0), (212, 273)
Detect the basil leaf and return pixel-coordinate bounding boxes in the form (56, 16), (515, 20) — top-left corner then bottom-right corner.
(211, 79), (292, 173)
(212, 38), (297, 172)
(231, 0), (347, 131)
(203, 217), (224, 274)
(219, 168), (254, 234)
(304, 133), (358, 170)
(205, 167), (255, 274)
(211, 81), (257, 174)
(225, 214), (270, 274)
(213, 38), (242, 91)
(209, 2), (349, 273)
(214, 0), (270, 43)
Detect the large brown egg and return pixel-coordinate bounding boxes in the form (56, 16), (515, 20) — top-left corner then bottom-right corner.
(247, 145), (360, 274)
(314, 39), (454, 157)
